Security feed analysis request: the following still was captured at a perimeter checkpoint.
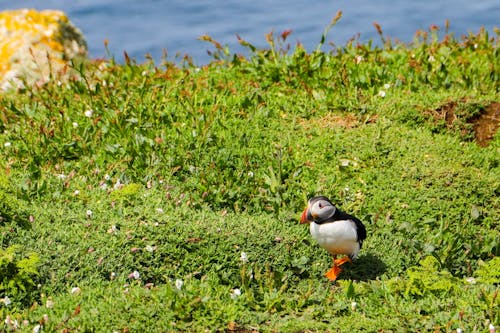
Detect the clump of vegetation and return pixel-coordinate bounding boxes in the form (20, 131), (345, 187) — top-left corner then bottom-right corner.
(0, 245), (40, 307)
(475, 257), (500, 284)
(0, 14), (498, 332)
(0, 173), (29, 229)
(404, 256), (461, 297)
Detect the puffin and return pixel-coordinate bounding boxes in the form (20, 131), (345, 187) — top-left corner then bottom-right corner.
(300, 196), (366, 281)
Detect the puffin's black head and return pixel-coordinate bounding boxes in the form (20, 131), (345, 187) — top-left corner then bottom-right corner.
(300, 196), (337, 224)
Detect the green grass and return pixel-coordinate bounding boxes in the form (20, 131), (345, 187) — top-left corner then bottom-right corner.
(0, 21), (499, 332)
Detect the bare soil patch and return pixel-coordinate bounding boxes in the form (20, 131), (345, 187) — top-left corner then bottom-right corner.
(431, 101), (499, 146)
(469, 102), (500, 147)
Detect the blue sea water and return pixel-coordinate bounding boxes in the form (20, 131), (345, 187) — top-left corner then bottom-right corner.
(1, 0), (499, 65)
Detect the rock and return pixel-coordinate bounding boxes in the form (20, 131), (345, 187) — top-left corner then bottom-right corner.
(0, 9), (88, 91)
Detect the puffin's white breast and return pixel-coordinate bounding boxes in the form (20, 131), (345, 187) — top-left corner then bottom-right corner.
(309, 220), (360, 257)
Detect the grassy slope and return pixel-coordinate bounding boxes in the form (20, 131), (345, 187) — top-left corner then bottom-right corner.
(0, 26), (499, 332)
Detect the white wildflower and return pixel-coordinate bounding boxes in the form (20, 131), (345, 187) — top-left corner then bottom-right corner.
(57, 173), (66, 180)
(4, 142), (11, 147)
(428, 55), (435, 62)
(175, 279), (183, 290)
(240, 252), (248, 263)
(351, 301), (357, 311)
(33, 324), (42, 333)
(107, 225), (118, 234)
(73, 190), (80, 196)
(5, 317), (20, 330)
(156, 208), (164, 214)
(45, 298), (54, 308)
(247, 171), (254, 178)
(457, 329), (463, 333)
(145, 245), (155, 252)
(84, 109), (94, 118)
(129, 270), (140, 280)
(383, 83), (391, 89)
(113, 179), (122, 190)
(230, 288), (241, 300)
(490, 323), (495, 333)
(378, 90), (386, 97)
(354, 55), (363, 64)
(465, 276), (476, 284)
(86, 209), (93, 217)
(70, 287), (81, 294)
(104, 174), (111, 181)
(72, 122), (78, 128)
(3, 296), (11, 306)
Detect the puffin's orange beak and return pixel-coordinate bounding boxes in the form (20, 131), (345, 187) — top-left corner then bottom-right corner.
(300, 208), (310, 224)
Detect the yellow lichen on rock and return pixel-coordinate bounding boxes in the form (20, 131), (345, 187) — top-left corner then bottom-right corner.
(0, 9), (87, 90)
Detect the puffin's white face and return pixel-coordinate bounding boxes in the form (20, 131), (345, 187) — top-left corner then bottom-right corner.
(300, 196), (336, 224)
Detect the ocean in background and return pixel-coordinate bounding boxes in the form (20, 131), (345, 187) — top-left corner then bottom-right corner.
(1, 0), (499, 65)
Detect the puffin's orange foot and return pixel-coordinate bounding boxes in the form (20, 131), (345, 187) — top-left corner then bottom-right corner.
(325, 257), (353, 281)
(334, 256), (352, 267)
(325, 265), (343, 281)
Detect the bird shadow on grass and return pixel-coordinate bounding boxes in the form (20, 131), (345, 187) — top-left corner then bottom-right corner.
(340, 253), (387, 282)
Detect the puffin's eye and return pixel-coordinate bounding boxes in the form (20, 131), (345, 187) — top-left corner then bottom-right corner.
(318, 202), (323, 209)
